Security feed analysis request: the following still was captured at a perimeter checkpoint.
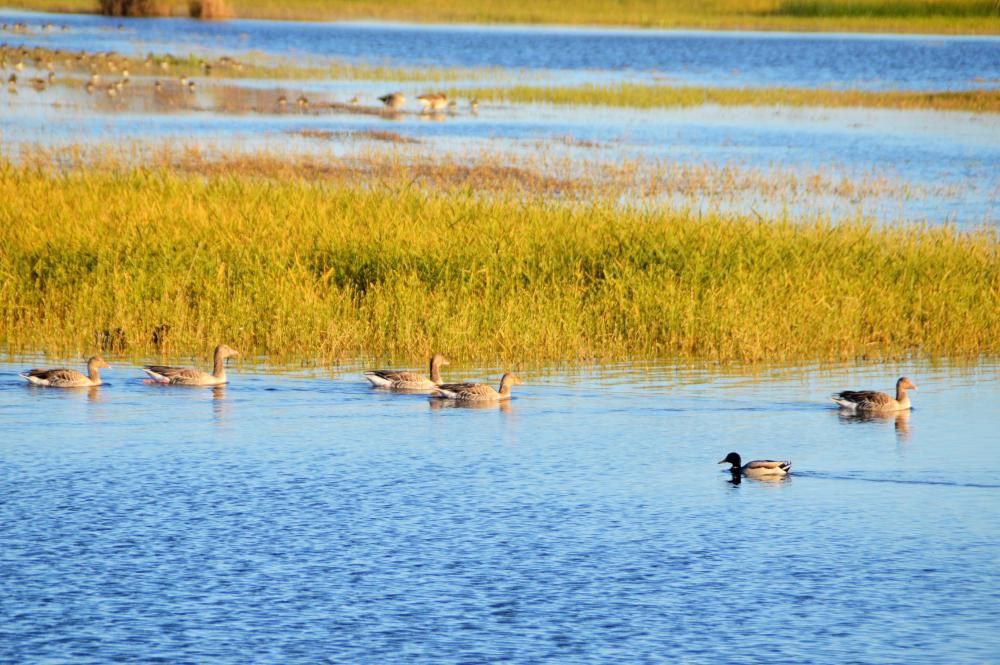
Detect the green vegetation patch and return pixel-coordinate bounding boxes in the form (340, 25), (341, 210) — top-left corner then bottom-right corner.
(455, 83), (1000, 113)
(2, 163), (997, 363)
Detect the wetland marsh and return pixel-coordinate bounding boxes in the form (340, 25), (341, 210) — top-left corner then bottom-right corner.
(1, 7), (999, 664)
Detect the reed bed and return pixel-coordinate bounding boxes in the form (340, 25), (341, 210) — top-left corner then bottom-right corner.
(457, 84), (1000, 113)
(1, 160), (996, 364)
(7, 0), (998, 33)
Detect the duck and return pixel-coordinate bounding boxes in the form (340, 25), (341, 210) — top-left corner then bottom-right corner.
(432, 373), (522, 402)
(142, 344), (239, 386)
(21, 356), (110, 387)
(718, 452), (791, 478)
(364, 353), (450, 390)
(831, 376), (916, 412)
(378, 92), (406, 110)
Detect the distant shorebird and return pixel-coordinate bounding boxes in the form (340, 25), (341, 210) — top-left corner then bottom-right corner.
(30, 76), (46, 91)
(154, 80), (163, 93)
(470, 98), (479, 113)
(378, 91), (406, 110)
(297, 95), (309, 109)
(417, 92), (448, 112)
(7, 73), (16, 93)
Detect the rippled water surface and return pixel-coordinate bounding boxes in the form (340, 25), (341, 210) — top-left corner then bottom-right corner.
(2, 357), (998, 662)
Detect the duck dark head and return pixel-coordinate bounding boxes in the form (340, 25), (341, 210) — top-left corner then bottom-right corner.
(718, 452), (742, 468)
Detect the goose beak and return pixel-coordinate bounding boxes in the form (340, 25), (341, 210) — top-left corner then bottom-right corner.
(717, 459), (727, 464)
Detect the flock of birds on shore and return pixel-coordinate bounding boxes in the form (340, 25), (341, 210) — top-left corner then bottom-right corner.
(3, 41), (478, 116)
(19, 346), (919, 482)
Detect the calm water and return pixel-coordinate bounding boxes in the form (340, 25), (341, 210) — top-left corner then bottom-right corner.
(1, 357), (998, 662)
(4, 10), (1000, 90)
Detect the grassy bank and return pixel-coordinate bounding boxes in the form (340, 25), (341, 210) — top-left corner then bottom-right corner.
(1, 162), (997, 363)
(5, 0), (999, 33)
(457, 84), (1000, 113)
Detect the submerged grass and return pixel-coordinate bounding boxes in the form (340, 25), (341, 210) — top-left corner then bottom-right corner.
(457, 84), (1000, 113)
(1, 161), (997, 364)
(6, 0), (999, 33)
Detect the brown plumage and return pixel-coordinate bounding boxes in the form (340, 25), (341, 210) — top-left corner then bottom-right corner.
(143, 344), (238, 386)
(432, 373), (522, 401)
(831, 377), (916, 412)
(364, 353), (450, 390)
(21, 356), (110, 387)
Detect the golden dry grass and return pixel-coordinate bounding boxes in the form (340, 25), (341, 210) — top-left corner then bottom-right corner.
(1, 156), (996, 364)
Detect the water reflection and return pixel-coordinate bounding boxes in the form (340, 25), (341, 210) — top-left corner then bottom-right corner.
(211, 384), (229, 424)
(428, 397), (514, 413)
(836, 408), (912, 441)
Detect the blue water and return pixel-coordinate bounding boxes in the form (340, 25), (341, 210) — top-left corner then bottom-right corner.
(1, 357), (998, 662)
(3, 9), (1000, 90)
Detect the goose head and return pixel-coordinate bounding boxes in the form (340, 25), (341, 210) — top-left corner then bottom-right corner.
(499, 373), (523, 389)
(87, 355), (111, 370)
(897, 377), (917, 391)
(215, 344), (239, 359)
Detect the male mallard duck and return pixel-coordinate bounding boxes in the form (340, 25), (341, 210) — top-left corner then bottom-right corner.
(432, 373), (522, 402)
(143, 344), (238, 386)
(378, 92), (406, 110)
(831, 376), (916, 412)
(364, 353), (449, 390)
(718, 452), (791, 478)
(21, 356), (110, 387)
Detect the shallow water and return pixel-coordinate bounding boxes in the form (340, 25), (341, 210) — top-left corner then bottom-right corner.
(4, 10), (1000, 90)
(1, 356), (998, 662)
(3, 10), (999, 226)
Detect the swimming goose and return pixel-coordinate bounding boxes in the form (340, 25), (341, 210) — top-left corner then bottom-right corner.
(432, 373), (522, 402)
(718, 452), (791, 478)
(364, 353), (450, 390)
(21, 356), (110, 387)
(378, 92), (406, 110)
(143, 344), (238, 386)
(831, 376), (916, 412)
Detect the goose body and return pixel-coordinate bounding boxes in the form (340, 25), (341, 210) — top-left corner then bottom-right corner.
(365, 353), (449, 390)
(143, 344), (238, 386)
(831, 377), (916, 412)
(432, 373), (522, 402)
(21, 356), (109, 387)
(719, 452), (791, 478)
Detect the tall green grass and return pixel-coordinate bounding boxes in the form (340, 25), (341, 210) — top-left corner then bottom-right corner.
(456, 84), (1000, 113)
(1, 162), (997, 363)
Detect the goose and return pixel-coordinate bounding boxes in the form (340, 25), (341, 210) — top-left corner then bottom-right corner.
(143, 344), (239, 386)
(831, 376), (916, 412)
(21, 356), (110, 387)
(364, 353), (449, 390)
(432, 373), (522, 402)
(378, 92), (406, 110)
(718, 452), (791, 478)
